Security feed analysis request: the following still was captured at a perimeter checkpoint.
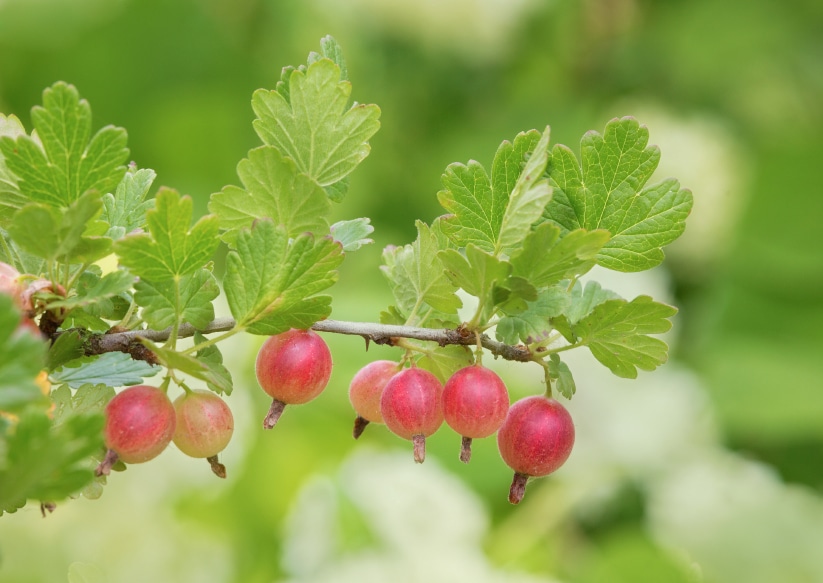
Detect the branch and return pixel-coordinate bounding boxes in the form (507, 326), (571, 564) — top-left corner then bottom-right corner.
(84, 318), (533, 362)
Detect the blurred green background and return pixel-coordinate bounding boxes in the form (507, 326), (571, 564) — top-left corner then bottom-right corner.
(1, 0), (822, 581)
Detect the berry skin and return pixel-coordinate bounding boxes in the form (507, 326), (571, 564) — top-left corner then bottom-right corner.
(255, 328), (332, 429)
(497, 395), (575, 504)
(348, 360), (401, 439)
(380, 367), (444, 463)
(99, 385), (176, 473)
(173, 390), (234, 458)
(442, 365), (509, 463)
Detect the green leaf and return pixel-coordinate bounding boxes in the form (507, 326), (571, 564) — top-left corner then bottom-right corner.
(495, 286), (569, 345)
(542, 117), (693, 272)
(0, 227), (46, 275)
(380, 220), (461, 321)
(511, 223), (610, 287)
(0, 295), (48, 414)
(49, 269), (134, 310)
(574, 295), (677, 378)
(491, 276), (538, 315)
(313, 35), (348, 81)
(0, 82), (128, 209)
(565, 280), (622, 325)
(496, 127), (553, 254)
(50, 383), (115, 426)
(0, 410), (103, 513)
(51, 352), (159, 389)
(224, 220), (343, 335)
(416, 345), (473, 383)
(439, 245), (511, 299)
(102, 167), (156, 239)
(209, 146), (330, 244)
(252, 59), (381, 189)
(0, 113), (28, 226)
(330, 217), (374, 252)
(194, 332), (233, 395)
(115, 188), (220, 281)
(9, 191), (112, 263)
(141, 339), (232, 394)
(47, 330), (86, 372)
(437, 160), (499, 252)
(134, 267), (218, 330)
(549, 354), (576, 399)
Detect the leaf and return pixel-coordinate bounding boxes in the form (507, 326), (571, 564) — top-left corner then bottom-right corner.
(491, 276), (538, 315)
(49, 269), (134, 310)
(0, 113), (28, 226)
(330, 217), (374, 252)
(0, 410), (104, 513)
(140, 339), (232, 394)
(416, 345), (473, 383)
(495, 286), (569, 345)
(0, 82), (128, 209)
(380, 220), (461, 320)
(277, 35), (349, 104)
(548, 354), (576, 399)
(115, 188), (220, 281)
(542, 117), (693, 272)
(0, 295), (48, 414)
(51, 383), (115, 426)
(496, 127), (553, 255)
(511, 223), (610, 287)
(224, 220), (343, 335)
(134, 266), (218, 330)
(574, 295), (677, 378)
(252, 59), (381, 189)
(47, 330), (86, 372)
(8, 191), (113, 263)
(565, 280), (622, 325)
(437, 160), (499, 252)
(439, 244), (511, 300)
(209, 146), (330, 244)
(51, 352), (160, 389)
(194, 332), (233, 395)
(102, 167), (156, 239)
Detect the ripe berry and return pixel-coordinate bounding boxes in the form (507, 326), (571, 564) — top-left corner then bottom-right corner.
(97, 385), (176, 475)
(173, 390), (234, 477)
(348, 360), (401, 439)
(442, 365), (509, 463)
(380, 367), (443, 463)
(497, 395), (575, 504)
(255, 328), (332, 429)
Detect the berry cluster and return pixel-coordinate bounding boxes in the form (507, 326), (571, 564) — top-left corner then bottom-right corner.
(96, 385), (234, 478)
(254, 328), (575, 504)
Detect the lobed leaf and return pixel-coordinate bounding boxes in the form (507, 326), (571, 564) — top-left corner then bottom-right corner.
(134, 266), (218, 331)
(102, 167), (156, 239)
(330, 217), (374, 252)
(549, 354), (576, 399)
(495, 286), (569, 345)
(50, 352), (159, 389)
(141, 340), (233, 394)
(50, 383), (115, 427)
(0, 113), (28, 226)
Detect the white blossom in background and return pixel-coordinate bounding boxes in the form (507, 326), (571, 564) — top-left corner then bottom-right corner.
(281, 449), (562, 583)
(310, 0), (542, 63)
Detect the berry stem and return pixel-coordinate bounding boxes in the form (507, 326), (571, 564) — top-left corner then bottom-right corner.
(509, 472), (529, 504)
(263, 399), (287, 430)
(412, 434), (426, 463)
(352, 415), (370, 439)
(459, 436), (473, 463)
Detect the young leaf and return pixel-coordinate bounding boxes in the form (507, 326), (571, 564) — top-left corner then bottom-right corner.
(510, 223), (610, 287)
(330, 217), (374, 252)
(416, 344), (474, 383)
(574, 295), (677, 378)
(224, 220), (343, 335)
(542, 117), (693, 272)
(209, 146), (330, 244)
(115, 188), (219, 281)
(102, 167), (156, 239)
(496, 127), (552, 255)
(0, 295), (48, 414)
(0, 113), (28, 226)
(0, 82), (128, 209)
(252, 59), (381, 189)
(381, 220), (461, 321)
(0, 411), (104, 514)
(8, 191), (112, 263)
(134, 266), (218, 330)
(439, 244), (511, 299)
(495, 286), (569, 345)
(51, 352), (159, 389)
(548, 354), (576, 399)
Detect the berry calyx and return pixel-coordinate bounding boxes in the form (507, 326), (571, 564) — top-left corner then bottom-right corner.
(348, 360), (401, 438)
(97, 385), (176, 475)
(255, 328), (333, 429)
(442, 365), (509, 463)
(173, 390), (234, 477)
(380, 366), (444, 463)
(497, 395), (575, 504)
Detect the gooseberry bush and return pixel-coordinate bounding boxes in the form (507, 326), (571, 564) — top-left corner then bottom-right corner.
(0, 36), (692, 513)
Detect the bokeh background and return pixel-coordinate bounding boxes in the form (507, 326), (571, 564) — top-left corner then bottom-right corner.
(1, 0), (822, 581)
